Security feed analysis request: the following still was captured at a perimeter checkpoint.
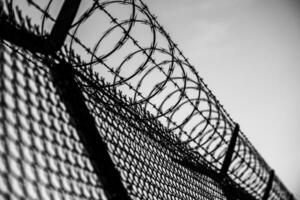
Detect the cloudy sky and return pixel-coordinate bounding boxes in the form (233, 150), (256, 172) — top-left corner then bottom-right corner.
(145, 0), (300, 198)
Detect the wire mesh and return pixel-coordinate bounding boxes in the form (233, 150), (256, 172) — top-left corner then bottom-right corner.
(0, 41), (105, 200)
(0, 40), (230, 200)
(0, 0), (296, 200)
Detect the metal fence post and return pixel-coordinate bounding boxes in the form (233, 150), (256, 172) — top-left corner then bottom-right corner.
(262, 170), (274, 200)
(220, 123), (239, 176)
(50, 62), (132, 200)
(0, 0), (81, 54)
(290, 194), (296, 200)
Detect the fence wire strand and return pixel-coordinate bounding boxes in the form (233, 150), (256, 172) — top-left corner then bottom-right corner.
(0, 0), (296, 200)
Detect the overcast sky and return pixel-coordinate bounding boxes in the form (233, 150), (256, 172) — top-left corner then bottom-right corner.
(145, 0), (300, 198)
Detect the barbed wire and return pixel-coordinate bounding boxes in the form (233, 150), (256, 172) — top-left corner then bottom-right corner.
(0, 0), (295, 200)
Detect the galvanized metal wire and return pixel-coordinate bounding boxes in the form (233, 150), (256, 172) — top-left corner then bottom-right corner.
(0, 0), (295, 200)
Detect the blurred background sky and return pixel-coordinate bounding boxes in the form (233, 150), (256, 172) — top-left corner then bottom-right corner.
(145, 0), (300, 198)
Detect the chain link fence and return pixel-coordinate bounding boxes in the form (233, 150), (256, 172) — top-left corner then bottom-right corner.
(0, 0), (296, 200)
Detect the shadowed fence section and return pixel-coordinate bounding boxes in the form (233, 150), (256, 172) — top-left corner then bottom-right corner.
(0, 0), (296, 200)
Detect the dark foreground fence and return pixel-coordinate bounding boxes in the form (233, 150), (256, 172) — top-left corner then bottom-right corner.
(0, 0), (296, 200)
